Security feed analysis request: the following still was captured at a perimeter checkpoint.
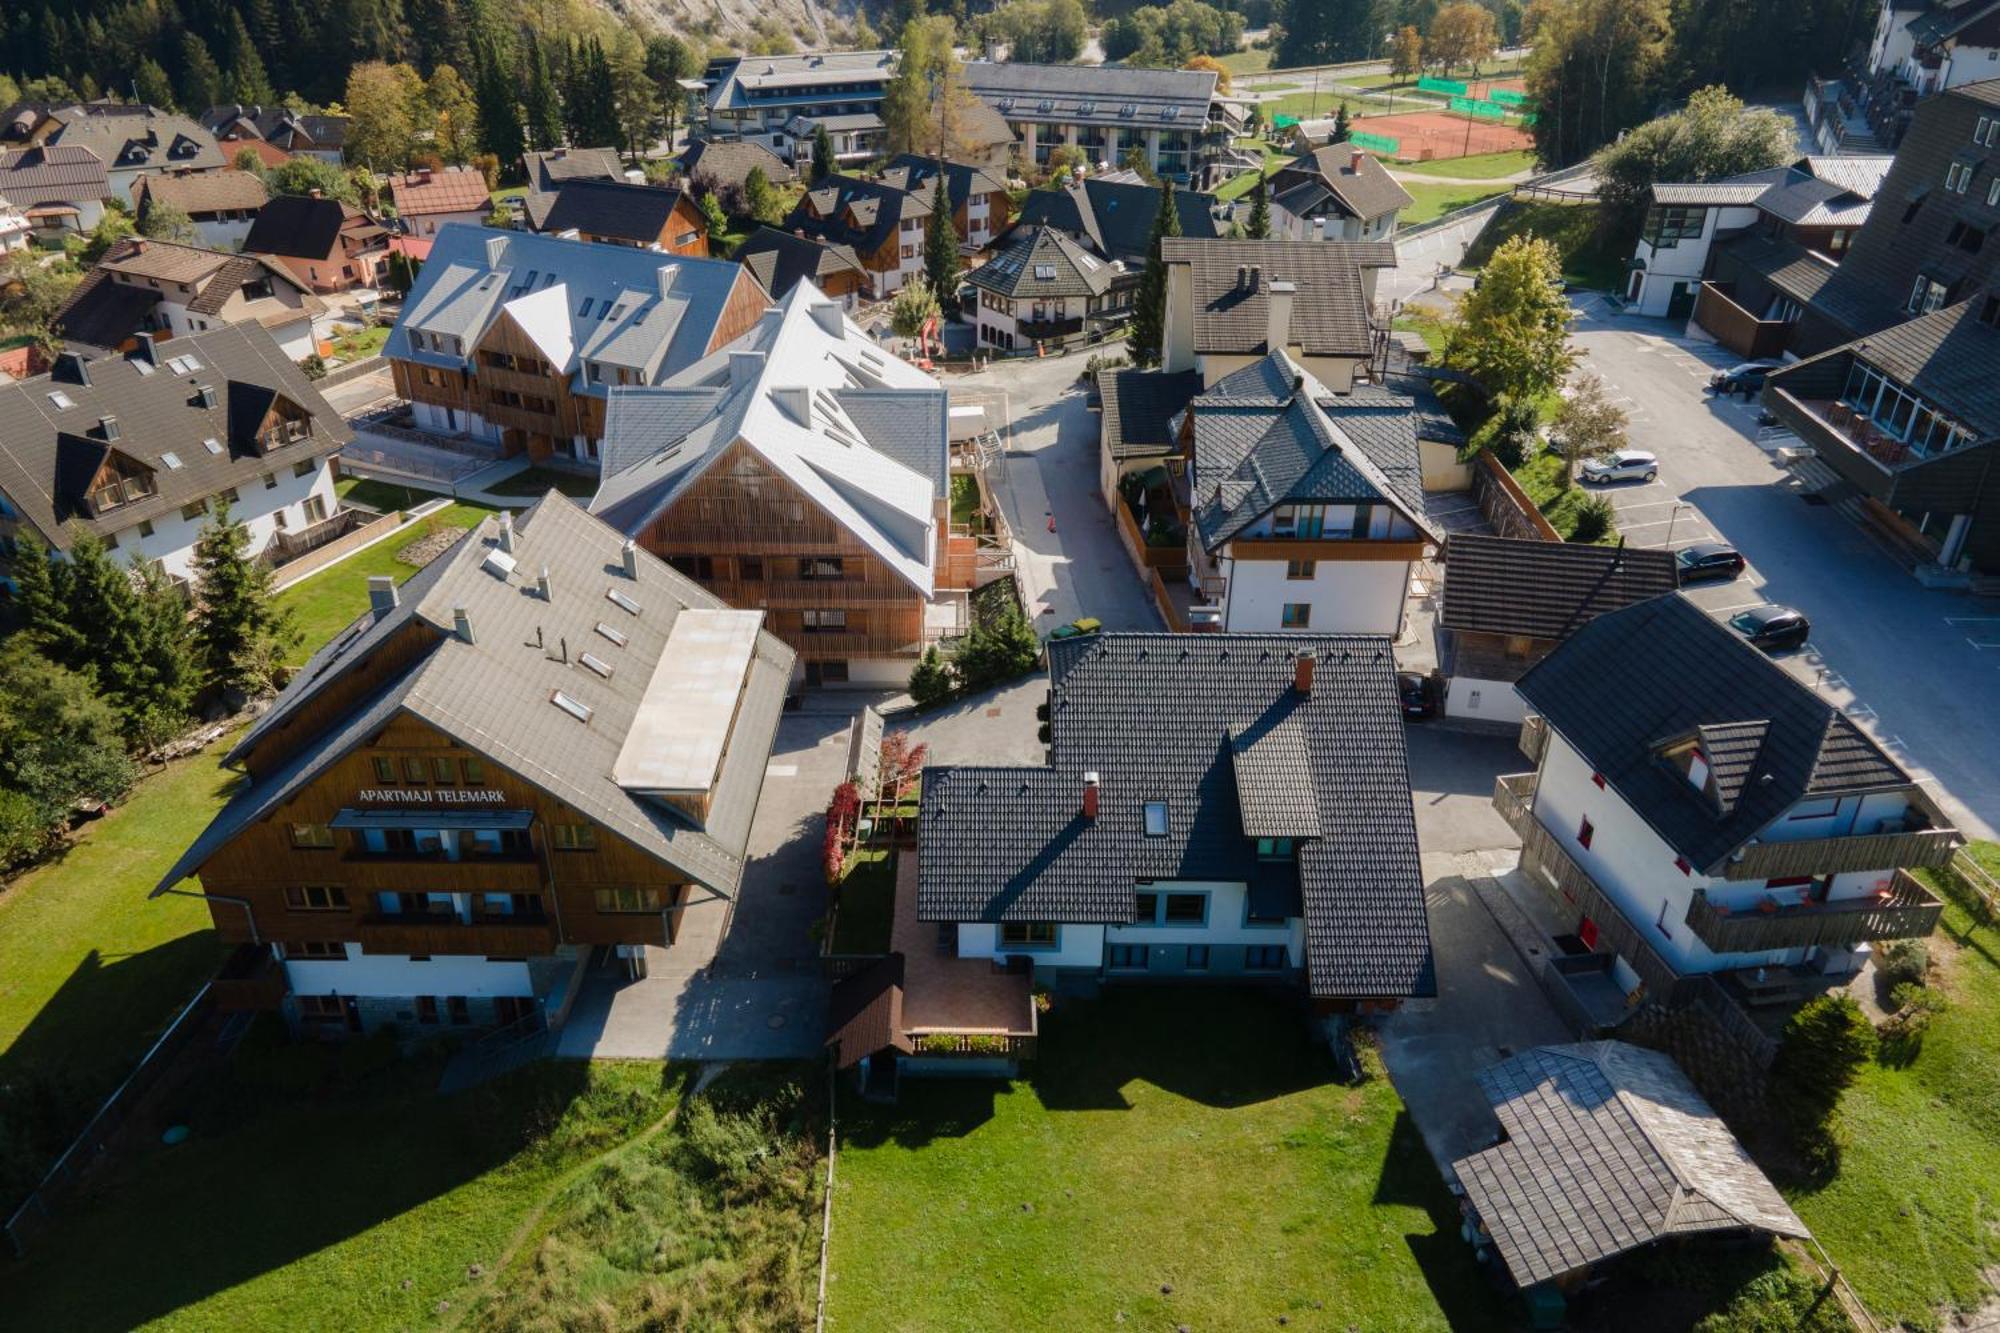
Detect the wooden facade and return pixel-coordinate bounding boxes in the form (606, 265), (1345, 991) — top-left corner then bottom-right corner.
(630, 438), (957, 671)
(575, 193), (712, 256)
(194, 714), (697, 956)
(390, 266), (769, 459)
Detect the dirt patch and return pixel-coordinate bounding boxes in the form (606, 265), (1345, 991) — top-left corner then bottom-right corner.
(395, 526), (462, 567)
(1359, 107), (1535, 160)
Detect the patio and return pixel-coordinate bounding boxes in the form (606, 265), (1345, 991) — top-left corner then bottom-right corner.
(890, 854), (1037, 1047)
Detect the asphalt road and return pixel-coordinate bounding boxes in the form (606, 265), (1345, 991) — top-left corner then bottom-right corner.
(1571, 294), (2000, 839)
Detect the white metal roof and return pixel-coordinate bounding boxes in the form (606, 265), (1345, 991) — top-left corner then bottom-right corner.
(613, 608), (763, 794)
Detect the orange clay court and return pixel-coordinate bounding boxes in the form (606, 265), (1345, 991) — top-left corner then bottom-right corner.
(1354, 107), (1535, 160)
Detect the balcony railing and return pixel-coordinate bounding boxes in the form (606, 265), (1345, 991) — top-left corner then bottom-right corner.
(906, 1031), (1038, 1060)
(355, 912), (557, 957)
(1769, 386), (1978, 474)
(1720, 823), (1962, 880)
(89, 475), (156, 512)
(1518, 715), (1548, 766)
(1685, 872), (1943, 953)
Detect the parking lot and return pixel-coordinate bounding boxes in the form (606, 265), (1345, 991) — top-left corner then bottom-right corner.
(1570, 296), (2000, 838)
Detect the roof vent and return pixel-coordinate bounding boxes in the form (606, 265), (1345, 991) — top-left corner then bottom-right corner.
(772, 384), (813, 426)
(621, 539), (639, 579)
(536, 565), (553, 602)
(97, 414), (119, 440)
(1082, 771), (1100, 820)
(367, 575), (399, 622)
(810, 300), (845, 339)
(483, 547), (517, 580)
(453, 605), (474, 643)
(730, 349), (768, 389)
(484, 233), (507, 267)
(657, 264), (677, 297)
(194, 383), (217, 409)
(498, 510), (515, 553)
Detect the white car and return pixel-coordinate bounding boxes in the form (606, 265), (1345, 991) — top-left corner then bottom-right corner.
(1580, 449), (1659, 484)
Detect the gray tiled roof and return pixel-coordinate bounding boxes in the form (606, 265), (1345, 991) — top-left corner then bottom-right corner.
(785, 172), (931, 257)
(1100, 368), (1200, 460)
(734, 226), (866, 301)
(1160, 237), (1394, 358)
(1454, 1042), (1809, 1288)
(1715, 235), (1838, 306)
(201, 105), (349, 153)
(0, 144), (111, 209)
(1269, 143), (1414, 223)
(0, 324), (349, 550)
(159, 494), (796, 898)
(51, 107), (224, 176)
(1439, 535), (1679, 640)
(540, 179), (693, 243)
(961, 60), (1219, 131)
(1907, 0), (2000, 45)
(877, 154), (1011, 217)
(675, 138), (797, 193)
(917, 632), (1434, 1001)
(1823, 298), (2000, 441)
(706, 49), (896, 113)
(1516, 594), (1922, 872)
(1015, 175), (1223, 265)
(966, 225), (1116, 300)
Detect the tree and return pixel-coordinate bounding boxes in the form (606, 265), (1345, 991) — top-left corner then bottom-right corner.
(176, 31), (224, 115)
(1549, 373), (1626, 488)
(190, 497), (300, 698)
(139, 202), (196, 244)
(645, 34), (697, 152)
(1183, 54), (1231, 94)
(882, 15), (979, 160)
(1101, 1), (1245, 63)
(811, 123), (837, 183)
(473, 42), (524, 172)
(908, 645), (954, 707)
(1443, 233), (1576, 402)
(344, 60), (422, 171)
(1129, 178), (1181, 367)
(953, 599), (1040, 691)
(1246, 170), (1272, 239)
(744, 166), (784, 225)
(1593, 85), (1797, 224)
(0, 640), (137, 867)
(224, 11), (275, 105)
(9, 532), (83, 664)
(1120, 144), (1159, 183)
(423, 64), (480, 165)
(63, 531), (196, 748)
(698, 190), (729, 240)
(1427, 2), (1499, 73)
(384, 249), (423, 295)
(522, 33), (563, 153)
(890, 279), (939, 338)
(1772, 993), (1877, 1165)
(563, 38), (621, 150)
(1523, 0), (1672, 166)
(1279, 0), (1373, 65)
(1389, 25), (1424, 80)
(609, 31), (658, 161)
(266, 156), (359, 203)
(78, 210), (135, 264)
(134, 57), (176, 112)
(1665, 0), (1859, 103)
(923, 173), (959, 306)
(1334, 101), (1352, 141)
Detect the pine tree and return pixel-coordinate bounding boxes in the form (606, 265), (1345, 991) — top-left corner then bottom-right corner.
(559, 40), (586, 147)
(64, 531), (194, 747)
(134, 58), (176, 113)
(907, 644), (954, 707)
(9, 531), (83, 666)
(225, 11), (275, 105)
(811, 123), (837, 183)
(522, 32), (563, 152)
(923, 171), (959, 305)
(1247, 170), (1271, 240)
(1129, 177), (1180, 367)
(190, 498), (299, 699)
(245, 0), (284, 58)
(1334, 101), (1352, 141)
(176, 30), (223, 114)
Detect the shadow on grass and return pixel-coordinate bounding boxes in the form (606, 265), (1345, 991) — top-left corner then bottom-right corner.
(1370, 1109), (1512, 1331)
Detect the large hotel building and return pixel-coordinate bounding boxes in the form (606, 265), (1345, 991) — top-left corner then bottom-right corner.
(155, 494), (793, 1035)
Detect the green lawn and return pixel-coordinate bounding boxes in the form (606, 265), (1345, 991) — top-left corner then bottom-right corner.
(327, 325), (389, 364)
(826, 989), (1495, 1332)
(830, 849), (895, 955)
(274, 498), (498, 661)
(1462, 200), (1633, 293)
(1784, 846), (2000, 1327)
(1392, 308), (1450, 358)
(1216, 139), (1287, 202)
(1507, 451), (1618, 543)
(1218, 47), (1272, 76)
(1401, 179), (1510, 225)
(1396, 149), (1537, 180)
(483, 465), (599, 500)
(3, 1053), (685, 1331)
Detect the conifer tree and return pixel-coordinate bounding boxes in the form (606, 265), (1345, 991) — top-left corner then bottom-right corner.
(190, 497), (299, 699)
(8, 531), (82, 665)
(225, 11), (274, 105)
(64, 531), (195, 747)
(1129, 177), (1180, 367)
(176, 31), (224, 113)
(1247, 170), (1271, 240)
(473, 40), (524, 169)
(812, 123), (837, 183)
(523, 32), (564, 152)
(923, 171), (959, 306)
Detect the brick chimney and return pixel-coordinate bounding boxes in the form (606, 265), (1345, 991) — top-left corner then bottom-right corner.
(1082, 771), (1100, 820)
(1294, 652), (1315, 695)
(1351, 146), (1364, 173)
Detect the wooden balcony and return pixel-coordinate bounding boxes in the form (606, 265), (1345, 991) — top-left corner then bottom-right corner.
(1685, 872), (1944, 953)
(1518, 714), (1548, 766)
(906, 1031), (1038, 1060)
(355, 913), (558, 956)
(212, 943), (287, 1012)
(1720, 823), (1962, 880)
(339, 850), (543, 894)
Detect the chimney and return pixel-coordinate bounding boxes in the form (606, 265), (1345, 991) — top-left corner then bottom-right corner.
(452, 605), (475, 643)
(498, 510), (515, 553)
(536, 565), (553, 602)
(1266, 279), (1297, 354)
(621, 538), (639, 579)
(1236, 263), (1248, 288)
(97, 414), (118, 440)
(484, 233), (507, 266)
(367, 575), (399, 622)
(1248, 263), (1261, 290)
(417, 167), (432, 183)
(1351, 146), (1364, 173)
(656, 264), (677, 297)
(307, 187), (322, 199)
(730, 349), (767, 389)
(1082, 771), (1100, 820)
(194, 383), (217, 409)
(773, 385), (812, 426)
(1294, 652), (1315, 695)
(810, 300), (845, 339)
(1311, 216), (1326, 242)
(129, 238), (147, 254)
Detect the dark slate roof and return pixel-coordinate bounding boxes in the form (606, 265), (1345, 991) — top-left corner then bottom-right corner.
(1015, 174), (1223, 265)
(1182, 353), (1438, 552)
(960, 60), (1220, 131)
(1818, 298), (2000, 442)
(1160, 237), (1395, 358)
(201, 105), (350, 153)
(786, 172), (930, 256)
(1515, 595), (1921, 871)
(50, 268), (162, 350)
(1454, 1042), (1809, 1288)
(917, 632), (1434, 1001)
(1269, 143), (1414, 223)
(522, 146), (626, 229)
(1100, 368), (1200, 460)
(1439, 535), (1679, 640)
(734, 226), (867, 300)
(877, 154), (1010, 216)
(242, 193), (360, 260)
(825, 953), (909, 1069)
(966, 224), (1116, 300)
(1716, 235), (1838, 306)
(0, 324), (350, 549)
(541, 178), (691, 242)
(676, 138), (797, 193)
(1908, 0), (2000, 45)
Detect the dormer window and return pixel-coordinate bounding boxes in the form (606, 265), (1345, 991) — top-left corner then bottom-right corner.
(1255, 837), (1293, 860)
(1684, 747), (1710, 792)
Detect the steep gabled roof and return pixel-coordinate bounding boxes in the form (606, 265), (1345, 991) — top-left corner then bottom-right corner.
(734, 225), (867, 300)
(0, 143), (111, 208)
(917, 632), (1433, 1000)
(1015, 174), (1223, 265)
(540, 178), (694, 243)
(1100, 368), (1202, 460)
(136, 167), (268, 216)
(241, 193), (362, 260)
(675, 138), (797, 193)
(1439, 535), (1680, 640)
(1516, 594), (1924, 871)
(1269, 143), (1414, 223)
(388, 166), (490, 216)
(49, 107), (224, 176)
(1160, 237), (1394, 358)
(966, 224), (1117, 300)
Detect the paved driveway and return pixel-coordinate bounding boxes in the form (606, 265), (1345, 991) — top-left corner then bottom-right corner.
(1572, 296), (1999, 839)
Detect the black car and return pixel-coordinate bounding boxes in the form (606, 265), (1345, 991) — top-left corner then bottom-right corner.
(1675, 541), (1746, 583)
(1398, 671), (1441, 720)
(1729, 604), (1810, 652)
(1708, 361), (1781, 395)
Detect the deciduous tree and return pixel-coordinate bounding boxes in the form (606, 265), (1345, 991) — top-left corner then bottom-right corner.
(1549, 373), (1626, 488)
(139, 202), (197, 244)
(1444, 233), (1576, 403)
(1427, 2), (1499, 73)
(0, 640), (137, 867)
(1593, 85), (1796, 224)
(344, 60), (422, 172)
(1389, 25), (1424, 80)
(1523, 0), (1671, 166)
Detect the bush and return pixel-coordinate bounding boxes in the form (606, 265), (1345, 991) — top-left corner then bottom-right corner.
(908, 645), (954, 708)
(1568, 494), (1615, 543)
(299, 353), (326, 380)
(953, 599), (1040, 693)
(1877, 938), (1929, 990)
(1884, 982), (1948, 1042)
(1692, 1266), (1852, 1333)
(1772, 993), (1876, 1165)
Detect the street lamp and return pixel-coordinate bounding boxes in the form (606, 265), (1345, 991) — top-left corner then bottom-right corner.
(1663, 501), (1694, 548)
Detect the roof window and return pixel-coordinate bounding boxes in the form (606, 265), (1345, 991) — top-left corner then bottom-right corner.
(1034, 263), (1057, 279)
(595, 620), (629, 647)
(550, 689), (593, 724)
(47, 390), (75, 410)
(161, 451), (184, 469)
(579, 651), (614, 678)
(1144, 802), (1169, 836)
(606, 587), (642, 615)
(202, 437), (223, 454)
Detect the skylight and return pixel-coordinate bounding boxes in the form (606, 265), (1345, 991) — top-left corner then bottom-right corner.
(1034, 263), (1057, 280)
(606, 588), (642, 615)
(161, 451), (184, 469)
(579, 651), (614, 678)
(1144, 802), (1169, 836)
(551, 690), (593, 724)
(202, 437), (223, 455)
(595, 621), (629, 647)
(133, 359), (155, 376)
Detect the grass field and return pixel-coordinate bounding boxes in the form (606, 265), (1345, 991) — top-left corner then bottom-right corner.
(1215, 138), (1287, 202)
(1218, 47), (1272, 76)
(1462, 199), (1631, 292)
(830, 849), (895, 954)
(1396, 149), (1537, 179)
(1401, 179), (1510, 225)
(482, 465), (598, 499)
(326, 325), (389, 364)
(826, 989), (1494, 1332)
(1783, 846), (2000, 1327)
(3, 1053), (687, 1331)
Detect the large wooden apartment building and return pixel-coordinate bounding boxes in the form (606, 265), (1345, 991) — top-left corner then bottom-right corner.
(154, 494), (794, 1036)
(592, 283), (966, 687)
(382, 225), (768, 466)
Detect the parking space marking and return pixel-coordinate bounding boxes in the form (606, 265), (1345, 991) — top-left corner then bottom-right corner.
(1617, 515), (1709, 532)
(1609, 498), (1688, 513)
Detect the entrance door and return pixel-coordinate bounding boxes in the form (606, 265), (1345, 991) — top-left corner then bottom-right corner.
(1667, 282), (1697, 320)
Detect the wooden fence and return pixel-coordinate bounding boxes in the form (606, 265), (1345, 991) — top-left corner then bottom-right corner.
(1473, 451), (1563, 542)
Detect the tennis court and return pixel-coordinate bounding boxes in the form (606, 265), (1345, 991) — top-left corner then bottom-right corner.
(1354, 107), (1535, 161)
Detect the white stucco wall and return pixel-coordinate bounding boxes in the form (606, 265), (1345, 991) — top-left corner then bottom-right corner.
(1221, 554), (1408, 634)
(106, 459), (337, 580)
(285, 946), (535, 999)
(1628, 203), (1761, 315)
(957, 921), (1107, 968)
(1445, 675), (1529, 724)
(1103, 880), (1305, 955)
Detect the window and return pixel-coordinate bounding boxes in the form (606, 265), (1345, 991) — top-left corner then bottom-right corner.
(1134, 890), (1159, 922)
(448, 995), (471, 1025)
(1245, 945), (1287, 971)
(1991, 178), (2000, 208)
(303, 495), (328, 525)
(180, 500), (207, 522)
(799, 556), (844, 580)
(398, 757), (430, 785)
(219, 487), (239, 505)
(803, 609), (849, 632)
(552, 823), (598, 851)
(595, 885), (667, 913)
(1285, 559), (1315, 580)
(1185, 944), (1210, 970)
(431, 756), (457, 784)
(1143, 802), (1169, 836)
(283, 884), (347, 910)
(287, 823), (335, 850)
(1255, 837), (1294, 859)
(1643, 205), (1706, 248)
(580, 651), (613, 678)
(595, 620), (629, 647)
(999, 921), (1058, 948)
(739, 555), (764, 581)
(273, 509), (288, 532)
(416, 995), (439, 1025)
(293, 461), (314, 478)
(138, 519), (154, 538)
(1162, 893), (1205, 925)
(1105, 943), (1150, 970)
(284, 940), (346, 960)
(1908, 274), (1948, 314)
(104, 531), (119, 551)
(551, 690), (593, 723)
(262, 471), (277, 490)
(297, 995), (345, 1024)
(371, 757), (398, 784)
(460, 757), (486, 785)
(1281, 602), (1311, 629)
(1577, 816), (1595, 850)
(1946, 161), (1974, 194)
(669, 554), (715, 580)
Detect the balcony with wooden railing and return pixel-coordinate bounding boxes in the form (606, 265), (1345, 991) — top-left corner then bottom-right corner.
(1719, 821), (1962, 880)
(355, 912), (558, 956)
(211, 943), (287, 1012)
(1518, 714), (1548, 766)
(1685, 872), (1944, 953)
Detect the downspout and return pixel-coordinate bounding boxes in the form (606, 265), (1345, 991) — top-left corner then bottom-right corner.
(154, 887), (261, 945)
(536, 820), (568, 946)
